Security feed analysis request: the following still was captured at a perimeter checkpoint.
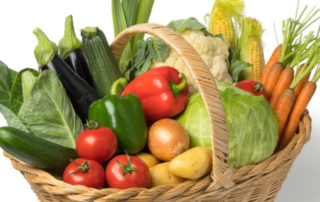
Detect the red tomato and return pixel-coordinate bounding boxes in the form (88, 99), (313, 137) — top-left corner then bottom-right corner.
(76, 122), (118, 163)
(63, 158), (105, 189)
(236, 80), (268, 99)
(106, 153), (150, 189)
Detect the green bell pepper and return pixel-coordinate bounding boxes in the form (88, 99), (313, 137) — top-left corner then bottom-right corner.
(88, 78), (147, 154)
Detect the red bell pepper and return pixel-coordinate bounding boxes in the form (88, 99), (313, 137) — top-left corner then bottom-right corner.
(121, 66), (188, 123)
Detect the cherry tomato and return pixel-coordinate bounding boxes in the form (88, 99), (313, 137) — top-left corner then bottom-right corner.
(63, 158), (105, 189)
(236, 80), (268, 99)
(106, 153), (150, 189)
(76, 121), (118, 162)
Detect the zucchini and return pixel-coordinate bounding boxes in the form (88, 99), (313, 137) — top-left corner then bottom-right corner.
(0, 127), (79, 176)
(81, 27), (123, 97)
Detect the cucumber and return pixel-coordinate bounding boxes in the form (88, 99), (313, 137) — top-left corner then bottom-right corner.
(0, 127), (79, 176)
(81, 27), (123, 97)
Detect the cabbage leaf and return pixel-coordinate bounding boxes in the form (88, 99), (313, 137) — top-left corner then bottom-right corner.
(176, 83), (278, 169)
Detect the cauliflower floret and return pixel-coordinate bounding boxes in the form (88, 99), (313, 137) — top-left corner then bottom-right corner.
(150, 29), (232, 94)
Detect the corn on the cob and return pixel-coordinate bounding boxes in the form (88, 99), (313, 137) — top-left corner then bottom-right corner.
(208, 0), (245, 48)
(239, 17), (265, 81)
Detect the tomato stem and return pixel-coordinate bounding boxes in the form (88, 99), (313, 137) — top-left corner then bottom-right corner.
(84, 120), (99, 130)
(116, 151), (137, 178)
(69, 160), (91, 176)
(254, 82), (264, 92)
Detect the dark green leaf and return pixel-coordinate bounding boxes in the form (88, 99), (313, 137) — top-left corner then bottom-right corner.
(0, 104), (28, 132)
(228, 49), (237, 64)
(134, 40), (155, 77)
(0, 61), (17, 110)
(0, 105), (28, 132)
(148, 37), (169, 62)
(18, 70), (83, 149)
(229, 60), (252, 82)
(10, 68), (39, 114)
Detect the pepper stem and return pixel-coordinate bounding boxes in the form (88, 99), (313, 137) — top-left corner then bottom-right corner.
(69, 160), (90, 176)
(110, 78), (127, 95)
(116, 151), (137, 178)
(84, 120), (99, 130)
(33, 28), (58, 69)
(58, 15), (83, 59)
(170, 73), (187, 97)
(254, 81), (264, 92)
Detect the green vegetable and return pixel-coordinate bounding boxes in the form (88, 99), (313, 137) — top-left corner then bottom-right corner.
(0, 127), (79, 176)
(123, 38), (169, 80)
(89, 78), (147, 154)
(0, 105), (28, 132)
(0, 64), (39, 133)
(0, 61), (20, 114)
(112, 0), (155, 73)
(176, 83), (278, 169)
(18, 70), (83, 149)
(81, 27), (122, 97)
(21, 70), (39, 101)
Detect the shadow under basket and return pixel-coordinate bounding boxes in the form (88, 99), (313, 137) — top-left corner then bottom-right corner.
(4, 23), (313, 202)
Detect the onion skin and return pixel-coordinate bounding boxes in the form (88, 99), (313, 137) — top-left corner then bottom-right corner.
(148, 119), (190, 161)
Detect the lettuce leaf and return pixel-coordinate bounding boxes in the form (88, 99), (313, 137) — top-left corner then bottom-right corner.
(0, 104), (28, 132)
(18, 70), (83, 149)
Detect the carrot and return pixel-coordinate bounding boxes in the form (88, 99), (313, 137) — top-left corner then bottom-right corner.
(294, 64), (310, 97)
(277, 82), (317, 151)
(269, 68), (294, 109)
(260, 44), (282, 84)
(263, 62), (284, 99)
(274, 88), (296, 139)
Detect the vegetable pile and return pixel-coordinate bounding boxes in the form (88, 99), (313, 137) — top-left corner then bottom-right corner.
(0, 0), (319, 190)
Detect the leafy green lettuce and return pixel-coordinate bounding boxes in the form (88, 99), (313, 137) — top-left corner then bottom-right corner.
(18, 70), (83, 149)
(176, 83), (278, 169)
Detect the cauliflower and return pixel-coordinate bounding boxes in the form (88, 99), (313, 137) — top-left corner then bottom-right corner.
(150, 29), (233, 94)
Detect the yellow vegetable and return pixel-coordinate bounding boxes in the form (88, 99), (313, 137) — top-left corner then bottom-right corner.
(238, 17), (265, 80)
(149, 162), (186, 187)
(169, 147), (212, 180)
(208, 0), (245, 48)
(134, 152), (160, 168)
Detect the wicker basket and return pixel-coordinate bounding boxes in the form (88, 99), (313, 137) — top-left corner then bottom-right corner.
(3, 23), (312, 202)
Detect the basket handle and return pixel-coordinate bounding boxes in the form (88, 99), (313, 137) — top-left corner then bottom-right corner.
(110, 23), (235, 188)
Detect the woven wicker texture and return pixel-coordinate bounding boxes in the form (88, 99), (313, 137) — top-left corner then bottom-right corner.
(3, 23), (312, 202)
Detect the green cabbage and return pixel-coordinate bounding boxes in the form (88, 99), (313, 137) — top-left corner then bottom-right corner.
(176, 82), (278, 169)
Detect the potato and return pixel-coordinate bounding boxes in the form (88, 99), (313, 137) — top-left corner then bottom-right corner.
(149, 162), (186, 187)
(169, 147), (212, 180)
(134, 152), (160, 168)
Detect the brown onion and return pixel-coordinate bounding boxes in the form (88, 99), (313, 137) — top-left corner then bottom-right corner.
(148, 119), (190, 161)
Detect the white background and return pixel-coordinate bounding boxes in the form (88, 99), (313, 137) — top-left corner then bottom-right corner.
(0, 0), (319, 201)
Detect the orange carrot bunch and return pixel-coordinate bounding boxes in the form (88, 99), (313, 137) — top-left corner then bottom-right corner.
(259, 4), (320, 151)
(277, 55), (320, 151)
